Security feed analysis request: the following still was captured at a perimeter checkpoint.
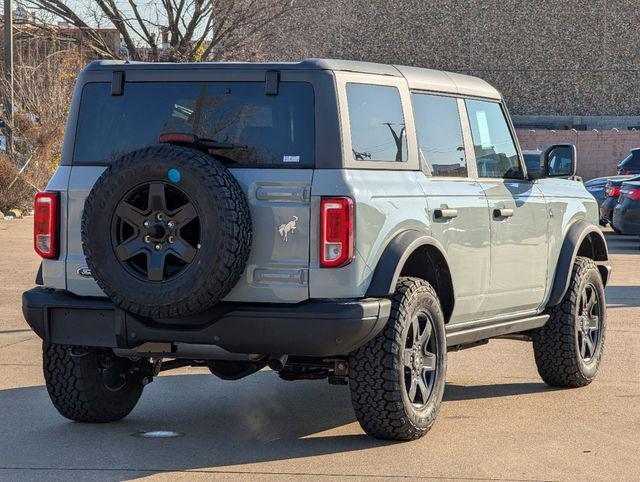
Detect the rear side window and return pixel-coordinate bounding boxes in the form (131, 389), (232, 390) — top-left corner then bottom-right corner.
(411, 93), (467, 177)
(465, 99), (522, 179)
(73, 81), (315, 167)
(346, 83), (407, 162)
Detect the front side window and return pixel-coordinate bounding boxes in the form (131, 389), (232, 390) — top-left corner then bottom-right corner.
(346, 83), (407, 162)
(74, 81), (315, 167)
(412, 93), (467, 177)
(465, 99), (521, 179)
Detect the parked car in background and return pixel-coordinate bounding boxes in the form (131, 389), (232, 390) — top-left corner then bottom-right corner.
(612, 179), (640, 235)
(523, 150), (542, 177)
(524, 149), (582, 181)
(617, 148), (640, 175)
(584, 176), (610, 208)
(600, 175), (640, 232)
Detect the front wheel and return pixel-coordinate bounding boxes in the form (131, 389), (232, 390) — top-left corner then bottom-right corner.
(43, 343), (146, 422)
(348, 277), (447, 440)
(532, 257), (606, 387)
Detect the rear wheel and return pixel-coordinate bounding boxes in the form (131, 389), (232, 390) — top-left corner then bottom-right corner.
(532, 257), (606, 387)
(43, 343), (146, 422)
(349, 277), (446, 440)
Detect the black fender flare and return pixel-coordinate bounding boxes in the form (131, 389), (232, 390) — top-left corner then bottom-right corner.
(547, 219), (609, 307)
(366, 229), (453, 299)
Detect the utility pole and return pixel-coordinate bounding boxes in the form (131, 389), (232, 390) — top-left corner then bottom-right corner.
(3, 0), (13, 155)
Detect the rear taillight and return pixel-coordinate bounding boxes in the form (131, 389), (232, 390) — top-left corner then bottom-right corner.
(34, 192), (59, 259)
(626, 188), (640, 201)
(320, 197), (354, 268)
(605, 184), (621, 198)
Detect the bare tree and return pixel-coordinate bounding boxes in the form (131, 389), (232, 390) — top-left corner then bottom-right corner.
(0, 48), (83, 210)
(22, 0), (300, 62)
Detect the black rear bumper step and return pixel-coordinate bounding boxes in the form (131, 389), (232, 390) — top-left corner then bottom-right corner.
(22, 287), (391, 357)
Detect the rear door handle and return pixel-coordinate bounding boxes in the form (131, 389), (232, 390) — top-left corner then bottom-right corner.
(493, 208), (514, 218)
(434, 208), (458, 220)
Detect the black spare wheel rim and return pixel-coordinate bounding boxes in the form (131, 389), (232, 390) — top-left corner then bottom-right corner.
(576, 282), (602, 362)
(111, 182), (201, 283)
(403, 310), (438, 408)
(82, 144), (252, 319)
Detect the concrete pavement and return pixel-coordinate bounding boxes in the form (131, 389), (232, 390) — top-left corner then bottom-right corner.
(0, 217), (638, 481)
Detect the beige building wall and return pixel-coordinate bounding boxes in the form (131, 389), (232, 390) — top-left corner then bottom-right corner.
(516, 129), (640, 180)
(268, 0), (640, 117)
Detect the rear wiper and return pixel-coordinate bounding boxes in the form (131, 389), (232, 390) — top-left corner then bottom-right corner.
(159, 133), (247, 150)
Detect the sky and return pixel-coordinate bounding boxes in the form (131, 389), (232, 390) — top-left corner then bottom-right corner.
(11, 1), (161, 28)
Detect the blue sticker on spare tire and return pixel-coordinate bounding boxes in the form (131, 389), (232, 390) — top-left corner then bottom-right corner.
(168, 168), (181, 183)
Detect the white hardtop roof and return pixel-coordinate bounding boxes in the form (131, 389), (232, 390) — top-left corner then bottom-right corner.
(394, 65), (501, 100)
(87, 58), (502, 100)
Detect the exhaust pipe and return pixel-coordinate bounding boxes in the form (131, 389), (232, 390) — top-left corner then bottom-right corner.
(267, 355), (288, 371)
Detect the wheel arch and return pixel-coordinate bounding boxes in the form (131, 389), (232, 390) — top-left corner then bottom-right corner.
(366, 230), (455, 323)
(547, 219), (609, 307)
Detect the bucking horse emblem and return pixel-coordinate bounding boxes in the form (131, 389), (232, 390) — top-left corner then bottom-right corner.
(278, 216), (298, 242)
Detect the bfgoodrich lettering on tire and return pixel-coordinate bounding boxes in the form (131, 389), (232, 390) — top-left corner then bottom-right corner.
(533, 256), (606, 387)
(348, 277), (447, 440)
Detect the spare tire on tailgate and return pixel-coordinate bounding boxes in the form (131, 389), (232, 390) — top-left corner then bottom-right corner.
(82, 144), (252, 319)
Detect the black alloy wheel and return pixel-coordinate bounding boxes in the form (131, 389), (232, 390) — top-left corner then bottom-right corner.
(111, 181), (201, 283)
(403, 312), (438, 407)
(82, 144), (252, 318)
(576, 282), (602, 362)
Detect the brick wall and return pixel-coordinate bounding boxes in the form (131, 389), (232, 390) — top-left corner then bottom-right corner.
(515, 129), (640, 180)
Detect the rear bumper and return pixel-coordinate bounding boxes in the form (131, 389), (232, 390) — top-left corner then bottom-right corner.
(22, 287), (391, 357)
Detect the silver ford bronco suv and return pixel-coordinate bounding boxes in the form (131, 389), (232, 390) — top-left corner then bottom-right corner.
(23, 59), (611, 440)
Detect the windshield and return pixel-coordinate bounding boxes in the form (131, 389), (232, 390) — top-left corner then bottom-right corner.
(73, 81), (315, 167)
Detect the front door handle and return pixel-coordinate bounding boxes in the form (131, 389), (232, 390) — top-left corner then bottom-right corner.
(493, 208), (514, 219)
(434, 208), (458, 220)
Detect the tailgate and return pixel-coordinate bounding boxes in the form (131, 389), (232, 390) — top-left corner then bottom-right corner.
(64, 166), (312, 303)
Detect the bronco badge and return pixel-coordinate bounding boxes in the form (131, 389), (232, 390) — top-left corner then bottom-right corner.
(77, 266), (93, 278)
(278, 216), (298, 242)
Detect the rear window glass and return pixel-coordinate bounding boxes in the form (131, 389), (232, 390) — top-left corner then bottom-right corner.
(411, 93), (467, 177)
(73, 82), (315, 167)
(346, 83), (407, 162)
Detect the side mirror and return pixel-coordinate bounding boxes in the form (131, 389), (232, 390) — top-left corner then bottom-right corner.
(543, 144), (576, 178)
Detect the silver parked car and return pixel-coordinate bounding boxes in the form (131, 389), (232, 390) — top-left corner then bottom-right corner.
(23, 59), (610, 441)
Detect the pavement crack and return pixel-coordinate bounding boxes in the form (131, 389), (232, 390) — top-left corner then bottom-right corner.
(0, 336), (35, 349)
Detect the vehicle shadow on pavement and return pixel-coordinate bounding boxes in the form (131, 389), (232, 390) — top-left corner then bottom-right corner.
(0, 329), (32, 335)
(603, 232), (640, 254)
(605, 285), (640, 308)
(0, 372), (393, 477)
(0, 369), (571, 477)
(444, 382), (558, 401)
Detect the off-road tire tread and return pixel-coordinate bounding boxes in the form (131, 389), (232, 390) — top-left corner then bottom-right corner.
(43, 343), (143, 422)
(349, 277), (445, 440)
(532, 257), (606, 388)
(82, 145), (252, 319)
